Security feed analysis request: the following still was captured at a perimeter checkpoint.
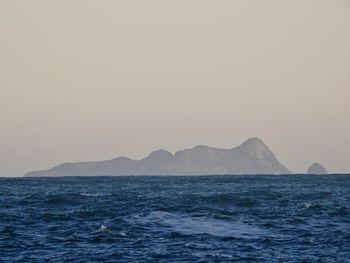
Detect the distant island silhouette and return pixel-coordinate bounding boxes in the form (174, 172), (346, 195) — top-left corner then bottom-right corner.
(25, 138), (291, 177)
(308, 163), (328, 174)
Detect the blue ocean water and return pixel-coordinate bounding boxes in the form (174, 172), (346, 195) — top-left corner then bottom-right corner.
(1, 175), (350, 262)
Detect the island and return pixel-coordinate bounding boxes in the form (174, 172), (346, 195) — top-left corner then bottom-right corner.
(25, 137), (291, 177)
(307, 163), (328, 174)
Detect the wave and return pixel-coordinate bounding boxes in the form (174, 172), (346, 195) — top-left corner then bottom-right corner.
(133, 211), (266, 239)
(79, 193), (107, 197)
(94, 224), (112, 234)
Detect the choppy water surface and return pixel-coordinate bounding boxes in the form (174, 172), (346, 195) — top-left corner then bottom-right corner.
(1, 175), (350, 262)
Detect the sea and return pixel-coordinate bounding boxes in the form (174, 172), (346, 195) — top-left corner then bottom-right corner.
(0, 175), (349, 262)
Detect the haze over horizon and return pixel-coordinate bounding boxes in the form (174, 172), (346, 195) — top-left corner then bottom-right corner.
(1, 0), (349, 176)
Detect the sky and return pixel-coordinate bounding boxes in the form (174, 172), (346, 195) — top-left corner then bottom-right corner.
(0, 0), (349, 176)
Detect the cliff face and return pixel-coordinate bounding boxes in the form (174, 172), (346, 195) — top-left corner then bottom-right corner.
(25, 137), (291, 176)
(307, 163), (328, 174)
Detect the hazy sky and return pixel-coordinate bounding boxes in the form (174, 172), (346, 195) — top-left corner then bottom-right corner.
(1, 0), (349, 176)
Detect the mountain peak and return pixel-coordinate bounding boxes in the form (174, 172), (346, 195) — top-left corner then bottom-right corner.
(238, 138), (268, 157)
(241, 137), (266, 147)
(145, 149), (174, 162)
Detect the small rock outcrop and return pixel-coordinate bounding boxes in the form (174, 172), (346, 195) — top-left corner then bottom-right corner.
(307, 163), (328, 174)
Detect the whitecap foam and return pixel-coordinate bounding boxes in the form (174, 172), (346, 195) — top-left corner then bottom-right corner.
(79, 193), (106, 197)
(135, 211), (265, 239)
(119, 231), (127, 237)
(305, 202), (312, 208)
(94, 224), (112, 234)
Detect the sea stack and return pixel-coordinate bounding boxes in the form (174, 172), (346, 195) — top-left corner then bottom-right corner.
(307, 163), (328, 174)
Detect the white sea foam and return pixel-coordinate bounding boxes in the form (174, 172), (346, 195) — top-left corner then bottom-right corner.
(79, 193), (107, 197)
(137, 211), (265, 239)
(95, 224), (112, 234)
(119, 232), (127, 237)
